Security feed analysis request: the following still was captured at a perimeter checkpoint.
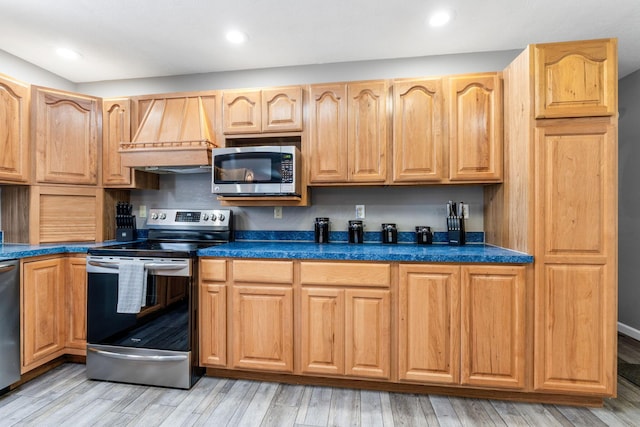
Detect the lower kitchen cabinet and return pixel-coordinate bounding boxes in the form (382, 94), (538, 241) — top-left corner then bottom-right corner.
(461, 265), (526, 389)
(199, 259), (227, 367)
(21, 256), (66, 373)
(398, 264), (526, 389)
(299, 262), (391, 380)
(398, 264), (460, 384)
(65, 256), (87, 354)
(231, 260), (294, 372)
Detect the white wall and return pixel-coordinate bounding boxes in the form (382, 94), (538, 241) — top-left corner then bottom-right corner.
(0, 50), (75, 90)
(129, 174), (484, 233)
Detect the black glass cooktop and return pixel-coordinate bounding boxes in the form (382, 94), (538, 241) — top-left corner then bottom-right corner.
(88, 240), (225, 258)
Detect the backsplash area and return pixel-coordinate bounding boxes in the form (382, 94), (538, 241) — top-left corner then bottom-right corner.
(130, 174), (484, 235)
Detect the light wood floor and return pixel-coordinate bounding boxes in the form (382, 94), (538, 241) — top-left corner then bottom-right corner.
(2, 335), (640, 427)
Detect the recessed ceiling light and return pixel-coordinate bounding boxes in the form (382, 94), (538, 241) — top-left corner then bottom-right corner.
(429, 10), (452, 27)
(226, 30), (248, 44)
(56, 47), (82, 60)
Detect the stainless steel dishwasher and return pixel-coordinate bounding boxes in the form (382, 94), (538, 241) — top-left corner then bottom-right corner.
(0, 259), (20, 392)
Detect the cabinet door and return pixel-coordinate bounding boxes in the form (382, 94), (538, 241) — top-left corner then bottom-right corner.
(232, 285), (293, 372)
(102, 98), (132, 186)
(300, 287), (344, 375)
(534, 39), (617, 118)
(33, 87), (99, 185)
(65, 257), (87, 352)
(308, 84), (348, 183)
(448, 73), (502, 182)
(393, 78), (445, 182)
(461, 265), (526, 389)
(398, 265), (460, 384)
(347, 81), (389, 183)
(223, 90), (261, 134)
(262, 86), (303, 132)
(345, 289), (390, 379)
(22, 257), (65, 372)
(0, 74), (30, 183)
(534, 117), (616, 395)
(199, 259), (227, 367)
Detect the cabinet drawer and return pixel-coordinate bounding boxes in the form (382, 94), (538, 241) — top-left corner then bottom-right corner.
(200, 259), (226, 282)
(233, 260), (293, 284)
(300, 262), (390, 287)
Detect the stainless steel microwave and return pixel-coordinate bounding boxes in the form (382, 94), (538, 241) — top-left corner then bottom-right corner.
(212, 146), (301, 196)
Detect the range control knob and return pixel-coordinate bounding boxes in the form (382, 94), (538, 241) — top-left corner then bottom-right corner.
(202, 214), (209, 221)
(150, 213), (158, 220)
(159, 213), (167, 220)
(210, 214), (218, 222)
(218, 213), (225, 222)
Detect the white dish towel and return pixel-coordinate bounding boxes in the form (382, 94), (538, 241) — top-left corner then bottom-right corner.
(117, 260), (147, 314)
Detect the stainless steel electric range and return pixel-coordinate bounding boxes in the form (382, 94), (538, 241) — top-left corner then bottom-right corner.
(86, 208), (233, 389)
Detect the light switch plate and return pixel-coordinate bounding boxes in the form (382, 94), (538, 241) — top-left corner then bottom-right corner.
(355, 205), (365, 219)
(274, 206), (283, 219)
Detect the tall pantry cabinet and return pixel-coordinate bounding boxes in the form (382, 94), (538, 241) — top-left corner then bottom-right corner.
(486, 38), (618, 396)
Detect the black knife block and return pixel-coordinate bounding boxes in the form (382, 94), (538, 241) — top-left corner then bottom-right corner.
(116, 223), (137, 242)
(447, 216), (465, 246)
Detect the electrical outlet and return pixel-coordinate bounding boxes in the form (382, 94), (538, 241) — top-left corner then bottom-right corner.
(462, 204), (469, 219)
(139, 205), (147, 218)
(355, 205), (365, 219)
(274, 206), (283, 219)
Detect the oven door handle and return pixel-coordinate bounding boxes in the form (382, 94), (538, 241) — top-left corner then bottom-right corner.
(87, 261), (186, 271)
(0, 263), (17, 273)
(87, 260), (120, 269)
(88, 347), (188, 362)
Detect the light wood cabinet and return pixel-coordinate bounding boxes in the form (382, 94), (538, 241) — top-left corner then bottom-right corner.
(223, 86), (303, 134)
(307, 84), (348, 183)
(0, 73), (30, 184)
(65, 256), (87, 353)
(534, 39), (617, 118)
(447, 73), (502, 182)
(533, 117), (617, 395)
(398, 265), (460, 384)
(308, 81), (389, 184)
(231, 260), (294, 372)
(199, 259), (227, 367)
(102, 98), (158, 189)
(21, 256), (66, 373)
(398, 264), (525, 389)
(392, 77), (445, 182)
(299, 262), (391, 379)
(490, 38), (618, 401)
(32, 86), (100, 185)
(460, 265), (526, 389)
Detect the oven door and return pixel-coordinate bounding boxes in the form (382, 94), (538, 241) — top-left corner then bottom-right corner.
(86, 257), (192, 351)
(85, 256), (199, 389)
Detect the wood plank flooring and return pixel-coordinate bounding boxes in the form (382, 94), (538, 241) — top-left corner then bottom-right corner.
(2, 335), (640, 426)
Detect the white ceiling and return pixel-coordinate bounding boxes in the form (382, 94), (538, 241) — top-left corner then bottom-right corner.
(1, 0), (639, 83)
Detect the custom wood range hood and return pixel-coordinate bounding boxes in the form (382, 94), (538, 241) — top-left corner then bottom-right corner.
(119, 94), (219, 173)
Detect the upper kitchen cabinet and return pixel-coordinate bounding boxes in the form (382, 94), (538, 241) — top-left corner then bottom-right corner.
(308, 80), (389, 184)
(534, 38), (617, 119)
(447, 73), (503, 182)
(223, 86), (303, 134)
(392, 77), (445, 183)
(32, 86), (100, 185)
(102, 98), (158, 189)
(0, 73), (30, 184)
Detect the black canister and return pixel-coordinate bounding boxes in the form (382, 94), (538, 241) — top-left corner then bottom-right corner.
(415, 226), (433, 245)
(314, 217), (330, 243)
(348, 220), (364, 244)
(382, 223), (398, 244)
